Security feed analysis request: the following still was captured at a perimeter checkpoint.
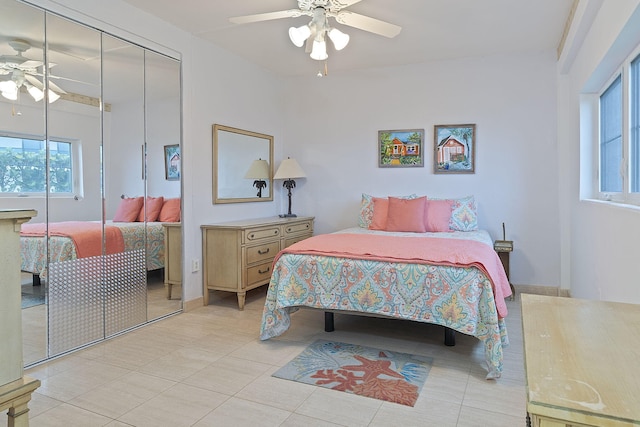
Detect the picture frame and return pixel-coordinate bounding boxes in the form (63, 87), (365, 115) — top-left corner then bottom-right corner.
(164, 144), (181, 181)
(434, 124), (476, 174)
(378, 129), (424, 168)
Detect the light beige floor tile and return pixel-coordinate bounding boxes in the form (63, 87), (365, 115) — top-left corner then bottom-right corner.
(235, 372), (316, 412)
(456, 404), (527, 427)
(193, 397), (291, 427)
(137, 347), (225, 381)
(369, 397), (461, 427)
(280, 413), (343, 427)
(229, 339), (308, 366)
(36, 360), (131, 402)
(294, 387), (382, 427)
(418, 362), (469, 405)
(68, 371), (176, 419)
(27, 391), (64, 418)
(462, 374), (527, 418)
(29, 403), (112, 427)
(182, 356), (273, 395)
(117, 383), (228, 427)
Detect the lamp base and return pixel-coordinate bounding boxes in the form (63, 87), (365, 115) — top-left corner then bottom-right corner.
(279, 213), (297, 218)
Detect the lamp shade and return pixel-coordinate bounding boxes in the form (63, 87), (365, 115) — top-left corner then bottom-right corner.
(274, 158), (306, 180)
(26, 83), (44, 102)
(328, 27), (350, 51)
(244, 159), (270, 179)
(0, 80), (18, 101)
(310, 38), (328, 61)
(289, 25), (312, 47)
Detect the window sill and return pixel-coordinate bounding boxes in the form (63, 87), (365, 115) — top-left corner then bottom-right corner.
(582, 198), (640, 212)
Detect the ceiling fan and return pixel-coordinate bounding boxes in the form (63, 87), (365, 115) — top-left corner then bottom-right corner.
(0, 39), (66, 102)
(230, 0), (401, 61)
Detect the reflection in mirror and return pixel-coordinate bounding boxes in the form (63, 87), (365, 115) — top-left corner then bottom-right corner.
(0, 0), (47, 366)
(0, 0), (182, 367)
(145, 49), (182, 319)
(213, 124), (273, 203)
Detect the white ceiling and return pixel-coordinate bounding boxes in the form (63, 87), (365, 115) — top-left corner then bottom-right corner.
(121, 0), (575, 77)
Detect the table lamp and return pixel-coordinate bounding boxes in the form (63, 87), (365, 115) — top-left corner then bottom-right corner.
(274, 157), (306, 217)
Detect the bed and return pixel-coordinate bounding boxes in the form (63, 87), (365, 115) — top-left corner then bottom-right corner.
(260, 195), (511, 379)
(20, 220), (169, 284)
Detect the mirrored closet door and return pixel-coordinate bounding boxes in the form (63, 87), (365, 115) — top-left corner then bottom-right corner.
(0, 0), (182, 366)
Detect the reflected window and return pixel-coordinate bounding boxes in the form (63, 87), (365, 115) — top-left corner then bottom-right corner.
(0, 134), (78, 195)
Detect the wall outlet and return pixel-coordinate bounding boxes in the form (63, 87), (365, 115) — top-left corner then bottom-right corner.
(192, 259), (200, 272)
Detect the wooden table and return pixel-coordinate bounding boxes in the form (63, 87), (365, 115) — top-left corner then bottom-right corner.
(521, 294), (640, 427)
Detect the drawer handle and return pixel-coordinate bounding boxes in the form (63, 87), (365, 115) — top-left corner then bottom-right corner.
(258, 267), (270, 274)
(249, 233), (254, 239)
(258, 248), (270, 255)
(274, 230), (278, 235)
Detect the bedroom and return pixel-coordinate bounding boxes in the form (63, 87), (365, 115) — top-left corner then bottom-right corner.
(1, 0), (639, 424)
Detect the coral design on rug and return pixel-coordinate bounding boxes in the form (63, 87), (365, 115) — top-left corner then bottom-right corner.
(273, 340), (432, 406)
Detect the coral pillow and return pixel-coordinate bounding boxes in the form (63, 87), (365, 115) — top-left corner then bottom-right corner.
(368, 197), (389, 230)
(385, 196), (427, 233)
(137, 196), (164, 222)
(424, 199), (453, 232)
(113, 197), (143, 222)
(158, 198), (180, 222)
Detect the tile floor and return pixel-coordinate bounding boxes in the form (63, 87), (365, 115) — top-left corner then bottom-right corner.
(7, 288), (527, 426)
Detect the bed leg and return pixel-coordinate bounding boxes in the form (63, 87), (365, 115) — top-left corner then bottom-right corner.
(324, 312), (335, 332)
(444, 327), (456, 346)
(32, 274), (41, 287)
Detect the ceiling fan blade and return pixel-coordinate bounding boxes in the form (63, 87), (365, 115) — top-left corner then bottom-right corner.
(334, 11), (402, 38)
(229, 9), (305, 24)
(25, 73), (67, 93)
(19, 60), (43, 69)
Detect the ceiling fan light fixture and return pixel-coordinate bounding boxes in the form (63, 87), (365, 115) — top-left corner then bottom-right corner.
(310, 38), (328, 61)
(0, 80), (18, 101)
(328, 27), (349, 51)
(47, 89), (60, 103)
(26, 83), (44, 102)
(289, 25), (312, 47)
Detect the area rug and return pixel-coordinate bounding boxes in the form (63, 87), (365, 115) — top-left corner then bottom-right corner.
(273, 340), (432, 406)
(21, 284), (46, 309)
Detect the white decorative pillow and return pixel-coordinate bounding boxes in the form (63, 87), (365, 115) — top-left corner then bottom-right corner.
(449, 195), (478, 231)
(358, 193), (418, 228)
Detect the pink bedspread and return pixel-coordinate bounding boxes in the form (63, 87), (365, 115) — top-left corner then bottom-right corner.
(20, 221), (125, 258)
(278, 233), (511, 318)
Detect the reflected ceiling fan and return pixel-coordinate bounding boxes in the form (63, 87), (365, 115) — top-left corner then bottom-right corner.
(230, 0), (401, 61)
(0, 39), (66, 102)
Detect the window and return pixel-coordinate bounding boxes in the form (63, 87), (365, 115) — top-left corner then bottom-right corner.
(594, 50), (640, 205)
(0, 135), (75, 195)
(599, 75), (622, 193)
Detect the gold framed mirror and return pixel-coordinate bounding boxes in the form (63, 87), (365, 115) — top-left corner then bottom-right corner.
(213, 124), (274, 204)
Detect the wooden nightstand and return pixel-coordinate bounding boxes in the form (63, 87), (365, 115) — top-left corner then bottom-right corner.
(201, 216), (314, 309)
(493, 240), (515, 300)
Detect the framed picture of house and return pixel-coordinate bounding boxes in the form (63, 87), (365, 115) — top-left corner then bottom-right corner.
(378, 129), (424, 167)
(434, 124), (476, 174)
(164, 144), (181, 180)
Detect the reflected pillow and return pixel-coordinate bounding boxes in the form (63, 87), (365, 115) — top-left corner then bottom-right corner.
(158, 198), (180, 222)
(385, 196), (427, 233)
(136, 196), (164, 222)
(113, 197), (143, 222)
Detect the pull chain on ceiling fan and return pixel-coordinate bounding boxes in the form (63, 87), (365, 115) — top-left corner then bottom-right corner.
(230, 0), (401, 63)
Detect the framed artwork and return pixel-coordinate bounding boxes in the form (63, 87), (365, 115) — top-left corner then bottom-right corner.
(378, 129), (424, 167)
(434, 124), (476, 174)
(164, 144), (181, 180)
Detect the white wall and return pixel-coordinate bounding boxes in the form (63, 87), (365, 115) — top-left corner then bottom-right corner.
(283, 52), (561, 288)
(19, 0), (566, 301)
(558, 0), (640, 303)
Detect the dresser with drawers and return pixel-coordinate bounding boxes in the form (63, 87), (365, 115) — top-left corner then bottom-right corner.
(201, 216), (314, 309)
